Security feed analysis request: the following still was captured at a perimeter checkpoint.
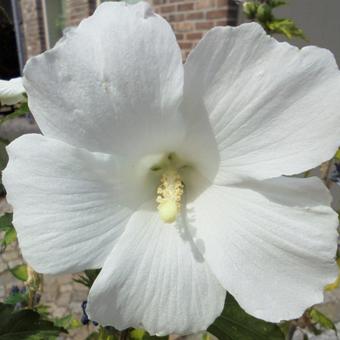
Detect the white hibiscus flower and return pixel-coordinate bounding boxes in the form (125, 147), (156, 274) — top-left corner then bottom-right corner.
(0, 77), (26, 106)
(3, 1), (340, 335)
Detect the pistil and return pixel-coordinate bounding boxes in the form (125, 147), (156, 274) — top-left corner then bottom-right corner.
(156, 168), (184, 223)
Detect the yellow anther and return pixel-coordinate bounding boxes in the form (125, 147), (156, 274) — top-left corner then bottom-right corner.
(156, 169), (184, 223)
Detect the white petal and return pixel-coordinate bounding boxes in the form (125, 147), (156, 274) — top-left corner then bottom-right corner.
(87, 204), (225, 335)
(23, 2), (184, 157)
(3, 134), (134, 274)
(188, 177), (338, 322)
(182, 23), (340, 183)
(0, 77), (26, 105)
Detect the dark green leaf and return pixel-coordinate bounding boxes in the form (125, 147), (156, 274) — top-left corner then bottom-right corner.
(0, 303), (66, 340)
(208, 295), (284, 340)
(74, 269), (101, 288)
(9, 264), (28, 281)
(0, 213), (12, 231)
(0, 140), (8, 171)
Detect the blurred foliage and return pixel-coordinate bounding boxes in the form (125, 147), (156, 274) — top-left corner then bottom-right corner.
(241, 0), (305, 40)
(208, 295), (284, 339)
(308, 308), (337, 334)
(0, 213), (16, 251)
(0, 303), (66, 340)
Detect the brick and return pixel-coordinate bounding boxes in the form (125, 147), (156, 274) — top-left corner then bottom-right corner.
(177, 3), (194, 11)
(195, 0), (215, 10)
(195, 21), (216, 30)
(169, 13), (185, 22)
(186, 32), (203, 40)
(207, 9), (227, 19)
(216, 19), (228, 26)
(153, 0), (167, 4)
(216, 0), (227, 6)
(174, 21), (194, 32)
(179, 41), (193, 49)
(186, 11), (204, 20)
(160, 4), (176, 13)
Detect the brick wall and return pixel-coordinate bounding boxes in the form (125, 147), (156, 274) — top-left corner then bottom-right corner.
(64, 0), (96, 26)
(20, 0), (238, 59)
(21, 0), (46, 58)
(150, 0), (238, 58)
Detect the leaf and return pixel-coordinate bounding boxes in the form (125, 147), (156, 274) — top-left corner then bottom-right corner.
(309, 308), (337, 333)
(74, 269), (101, 288)
(130, 329), (146, 340)
(0, 303), (66, 340)
(335, 148), (340, 160)
(268, 0), (287, 8)
(9, 264), (28, 281)
(267, 19), (306, 40)
(208, 295), (284, 340)
(53, 314), (81, 330)
(3, 227), (16, 246)
(4, 292), (27, 306)
(0, 213), (13, 231)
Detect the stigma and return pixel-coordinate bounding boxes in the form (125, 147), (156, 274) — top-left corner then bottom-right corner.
(156, 169), (184, 223)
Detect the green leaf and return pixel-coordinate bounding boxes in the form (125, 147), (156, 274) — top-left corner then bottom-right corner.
(267, 19), (306, 40)
(0, 213), (13, 231)
(3, 227), (16, 246)
(130, 329), (146, 340)
(309, 308), (337, 332)
(0, 303), (66, 340)
(268, 0), (287, 8)
(9, 264), (28, 281)
(53, 314), (81, 330)
(208, 295), (284, 340)
(74, 269), (101, 288)
(335, 148), (340, 160)
(4, 291), (28, 306)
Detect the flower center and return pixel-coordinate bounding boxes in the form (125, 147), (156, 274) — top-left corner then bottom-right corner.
(156, 168), (184, 223)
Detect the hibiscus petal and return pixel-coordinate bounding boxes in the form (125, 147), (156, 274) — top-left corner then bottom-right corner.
(23, 1), (184, 157)
(86, 204), (225, 335)
(3, 134), (133, 274)
(182, 23), (340, 183)
(0, 78), (26, 105)
(187, 177), (338, 322)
